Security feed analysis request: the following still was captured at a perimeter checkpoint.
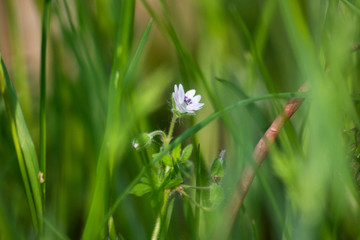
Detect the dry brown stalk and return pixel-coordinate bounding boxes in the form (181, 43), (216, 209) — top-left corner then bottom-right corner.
(215, 83), (309, 240)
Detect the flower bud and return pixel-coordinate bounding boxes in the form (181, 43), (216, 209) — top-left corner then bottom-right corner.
(211, 150), (226, 183)
(132, 133), (152, 150)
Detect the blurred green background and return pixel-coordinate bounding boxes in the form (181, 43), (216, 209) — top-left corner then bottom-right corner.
(1, 0), (360, 239)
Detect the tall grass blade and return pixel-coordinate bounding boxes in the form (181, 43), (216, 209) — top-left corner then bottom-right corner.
(81, 7), (155, 240)
(39, 0), (52, 204)
(0, 57), (43, 233)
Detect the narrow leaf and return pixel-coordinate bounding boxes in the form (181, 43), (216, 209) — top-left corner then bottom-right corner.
(180, 144), (193, 162)
(171, 144), (181, 162)
(130, 183), (152, 197)
(163, 178), (183, 190)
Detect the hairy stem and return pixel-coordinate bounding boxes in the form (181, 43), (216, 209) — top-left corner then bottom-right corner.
(151, 114), (177, 239)
(151, 190), (171, 240)
(149, 130), (167, 140)
(181, 185), (211, 190)
(165, 115), (177, 147)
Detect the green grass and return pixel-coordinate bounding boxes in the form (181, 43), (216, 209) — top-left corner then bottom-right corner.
(1, 0), (360, 239)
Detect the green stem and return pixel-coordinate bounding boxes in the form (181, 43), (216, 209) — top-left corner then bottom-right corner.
(151, 115), (177, 239)
(181, 185), (211, 190)
(165, 115), (177, 147)
(40, 0), (52, 206)
(149, 130), (167, 140)
(182, 192), (212, 211)
(151, 190), (171, 240)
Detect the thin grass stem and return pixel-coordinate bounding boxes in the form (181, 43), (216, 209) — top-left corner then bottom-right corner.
(194, 144), (201, 239)
(40, 0), (52, 205)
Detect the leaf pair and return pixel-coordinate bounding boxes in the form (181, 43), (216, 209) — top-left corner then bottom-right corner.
(155, 144), (193, 167)
(131, 168), (183, 198)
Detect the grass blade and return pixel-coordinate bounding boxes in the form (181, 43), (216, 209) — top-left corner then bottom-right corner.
(81, 6), (156, 240)
(44, 218), (70, 240)
(40, 0), (52, 204)
(0, 56), (43, 233)
(194, 144), (201, 240)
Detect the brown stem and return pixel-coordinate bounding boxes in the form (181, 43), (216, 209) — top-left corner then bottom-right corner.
(214, 83), (309, 240)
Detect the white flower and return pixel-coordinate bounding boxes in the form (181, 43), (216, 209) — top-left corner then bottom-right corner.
(172, 84), (204, 114)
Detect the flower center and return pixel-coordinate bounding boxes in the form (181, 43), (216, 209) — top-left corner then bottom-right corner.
(184, 96), (192, 105)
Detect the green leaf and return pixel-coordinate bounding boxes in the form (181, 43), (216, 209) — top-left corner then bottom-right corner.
(163, 178), (183, 189)
(160, 168), (182, 190)
(140, 174), (160, 187)
(210, 183), (223, 207)
(152, 153), (173, 166)
(211, 158), (224, 178)
(180, 144), (193, 162)
(172, 144), (181, 162)
(130, 183), (152, 197)
(162, 155), (173, 166)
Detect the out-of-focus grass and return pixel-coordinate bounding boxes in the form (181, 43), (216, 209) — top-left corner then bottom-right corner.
(1, 0), (360, 239)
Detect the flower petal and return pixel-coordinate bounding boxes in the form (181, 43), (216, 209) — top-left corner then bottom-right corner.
(178, 84), (185, 103)
(175, 86), (181, 103)
(185, 89), (196, 98)
(187, 103), (204, 111)
(177, 103), (187, 113)
(191, 95), (201, 103)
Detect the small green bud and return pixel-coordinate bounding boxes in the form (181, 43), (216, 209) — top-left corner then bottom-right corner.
(211, 150), (226, 183)
(211, 158), (224, 178)
(132, 133), (152, 150)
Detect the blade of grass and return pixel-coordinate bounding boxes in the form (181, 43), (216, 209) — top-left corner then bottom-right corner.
(44, 218), (70, 240)
(81, 7), (154, 240)
(254, 0), (277, 56)
(54, 0), (107, 142)
(194, 144), (201, 240)
(216, 77), (270, 132)
(40, 0), (52, 203)
(0, 56), (43, 233)
(0, 197), (20, 240)
(4, 0), (33, 121)
(228, 4), (278, 93)
(341, 0), (360, 16)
